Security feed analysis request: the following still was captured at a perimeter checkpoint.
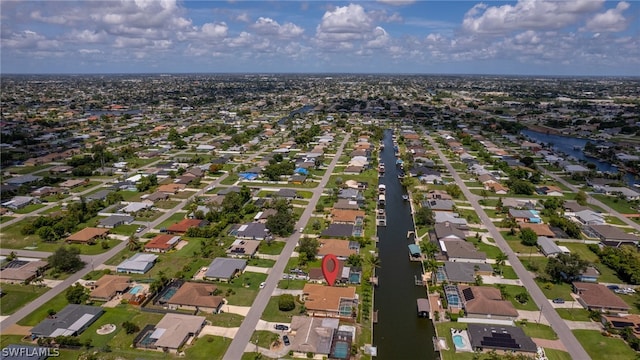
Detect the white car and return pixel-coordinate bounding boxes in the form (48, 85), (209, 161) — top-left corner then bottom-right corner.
(259, 282), (266, 289)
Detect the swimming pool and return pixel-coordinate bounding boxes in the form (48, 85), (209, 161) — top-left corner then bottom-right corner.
(331, 341), (350, 359)
(129, 285), (143, 295)
(453, 335), (465, 348)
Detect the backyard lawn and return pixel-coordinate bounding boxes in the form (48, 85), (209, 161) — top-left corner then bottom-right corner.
(573, 329), (637, 360)
(555, 308), (592, 322)
(592, 194), (637, 214)
(544, 348), (573, 360)
(495, 284), (539, 311)
(0, 283), (49, 315)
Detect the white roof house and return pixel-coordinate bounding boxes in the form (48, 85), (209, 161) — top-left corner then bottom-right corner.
(117, 253), (158, 274)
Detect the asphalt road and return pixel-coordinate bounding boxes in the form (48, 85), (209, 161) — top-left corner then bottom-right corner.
(222, 133), (351, 360)
(427, 134), (591, 360)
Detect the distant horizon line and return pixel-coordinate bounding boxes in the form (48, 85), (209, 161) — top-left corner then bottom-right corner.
(1, 71), (639, 79)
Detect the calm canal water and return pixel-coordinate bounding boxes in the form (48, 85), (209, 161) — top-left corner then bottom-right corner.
(373, 129), (436, 359)
(521, 129), (637, 187)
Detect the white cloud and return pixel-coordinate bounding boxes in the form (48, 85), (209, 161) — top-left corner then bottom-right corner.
(583, 1), (630, 32)
(377, 0), (415, 5)
(250, 17), (304, 39)
(366, 26), (390, 48)
(462, 0), (605, 34)
(201, 22), (228, 38)
(236, 13), (251, 23)
(316, 4), (374, 40)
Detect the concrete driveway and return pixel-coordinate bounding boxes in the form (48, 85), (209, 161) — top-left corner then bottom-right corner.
(199, 325), (239, 339)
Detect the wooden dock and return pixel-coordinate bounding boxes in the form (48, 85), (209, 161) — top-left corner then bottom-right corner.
(372, 310), (378, 324)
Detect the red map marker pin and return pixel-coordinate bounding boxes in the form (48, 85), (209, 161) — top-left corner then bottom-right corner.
(321, 254), (339, 286)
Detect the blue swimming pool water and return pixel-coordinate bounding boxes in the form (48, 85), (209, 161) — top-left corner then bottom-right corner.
(129, 285), (143, 295)
(453, 335), (465, 348)
(349, 273), (361, 284)
(332, 341), (349, 359)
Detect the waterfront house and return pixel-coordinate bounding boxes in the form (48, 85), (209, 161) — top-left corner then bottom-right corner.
(302, 284), (357, 319)
(458, 285), (519, 321)
(467, 324), (537, 356)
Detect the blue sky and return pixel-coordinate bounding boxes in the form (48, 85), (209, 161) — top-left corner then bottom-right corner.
(1, 1), (638, 75)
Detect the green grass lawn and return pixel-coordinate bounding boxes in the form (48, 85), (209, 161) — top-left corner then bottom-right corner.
(258, 241), (286, 255)
(0, 216), (15, 223)
(555, 308), (592, 321)
(247, 258), (276, 267)
(18, 291), (69, 326)
(109, 224), (139, 236)
(559, 242), (598, 262)
(241, 353), (276, 360)
(544, 348), (573, 360)
(185, 335), (232, 360)
(535, 279), (573, 300)
(202, 311), (244, 327)
(604, 215), (630, 226)
(156, 212), (187, 230)
(502, 231), (539, 254)
(573, 329), (638, 360)
(592, 194), (637, 214)
(153, 200), (182, 210)
(277, 279), (307, 290)
(172, 190), (197, 199)
(518, 322), (558, 340)
(0, 283), (49, 315)
(12, 203), (46, 214)
(251, 330), (279, 348)
(69, 181), (102, 193)
(261, 296), (304, 322)
(475, 241), (503, 259)
(220, 174), (239, 185)
(495, 284), (539, 311)
(78, 306), (137, 349)
(617, 292), (640, 314)
(498, 266), (519, 280)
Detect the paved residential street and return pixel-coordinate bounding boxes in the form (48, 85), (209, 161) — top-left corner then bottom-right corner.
(427, 134), (591, 360)
(222, 133), (350, 360)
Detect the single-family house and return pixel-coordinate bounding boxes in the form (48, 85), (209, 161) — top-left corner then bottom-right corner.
(467, 324), (537, 355)
(302, 284), (357, 319)
(89, 275), (131, 301)
(590, 224), (640, 247)
(167, 219), (209, 235)
(440, 240), (486, 263)
(144, 235), (181, 253)
(317, 239), (359, 260)
(226, 239), (260, 257)
(31, 305), (104, 338)
(1, 196), (35, 210)
(458, 285), (519, 320)
(441, 262), (493, 284)
(230, 222), (271, 241)
(537, 236), (563, 257)
(116, 253), (158, 274)
(204, 258), (247, 281)
(98, 215), (135, 228)
(573, 282), (630, 313)
(165, 282), (224, 314)
(575, 210), (605, 226)
(0, 259), (48, 284)
(289, 316), (339, 357)
(66, 227), (109, 244)
(508, 209), (541, 223)
(434, 223), (467, 241)
(136, 313), (205, 353)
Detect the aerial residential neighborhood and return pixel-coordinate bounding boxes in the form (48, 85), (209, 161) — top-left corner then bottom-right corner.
(0, 72), (638, 360)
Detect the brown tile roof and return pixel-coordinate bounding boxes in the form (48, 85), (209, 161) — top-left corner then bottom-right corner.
(167, 282), (223, 309)
(519, 223), (555, 237)
(458, 285), (519, 317)
(318, 239), (357, 258)
(167, 219), (206, 233)
(157, 183), (186, 194)
(330, 209), (365, 224)
(67, 227), (109, 243)
(573, 282), (630, 311)
(144, 235), (181, 250)
(302, 284), (356, 312)
(90, 275), (131, 300)
(0, 260), (48, 282)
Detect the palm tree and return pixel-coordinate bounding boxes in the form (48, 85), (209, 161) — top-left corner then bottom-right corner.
(365, 253), (381, 270)
(423, 258), (439, 285)
(495, 251), (508, 277)
(127, 236), (141, 251)
(420, 241), (439, 259)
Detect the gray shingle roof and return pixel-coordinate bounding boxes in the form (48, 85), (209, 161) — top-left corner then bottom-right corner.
(204, 258), (247, 279)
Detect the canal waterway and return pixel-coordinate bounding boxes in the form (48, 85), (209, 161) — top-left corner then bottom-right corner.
(373, 129), (436, 359)
(521, 129), (637, 187)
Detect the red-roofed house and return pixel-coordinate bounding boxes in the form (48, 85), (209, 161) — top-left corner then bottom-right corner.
(144, 235), (182, 253)
(167, 219), (208, 235)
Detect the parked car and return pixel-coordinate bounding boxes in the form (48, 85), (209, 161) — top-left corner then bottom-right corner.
(274, 324), (289, 331)
(259, 282), (266, 289)
(552, 298), (565, 304)
(607, 285), (620, 290)
(136, 226), (146, 233)
(283, 335), (290, 346)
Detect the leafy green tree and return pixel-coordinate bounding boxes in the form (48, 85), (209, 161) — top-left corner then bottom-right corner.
(519, 227), (538, 246)
(48, 247), (84, 273)
(420, 241), (439, 259)
(66, 283), (89, 304)
(346, 254), (363, 268)
(545, 253), (588, 283)
(37, 226), (58, 242)
(575, 190), (588, 206)
(515, 292), (529, 304)
(122, 321), (140, 334)
(298, 237), (320, 262)
(415, 207), (434, 226)
(278, 294), (296, 311)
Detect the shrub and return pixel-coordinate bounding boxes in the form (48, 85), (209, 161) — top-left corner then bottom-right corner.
(278, 294), (296, 311)
(122, 321), (140, 334)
